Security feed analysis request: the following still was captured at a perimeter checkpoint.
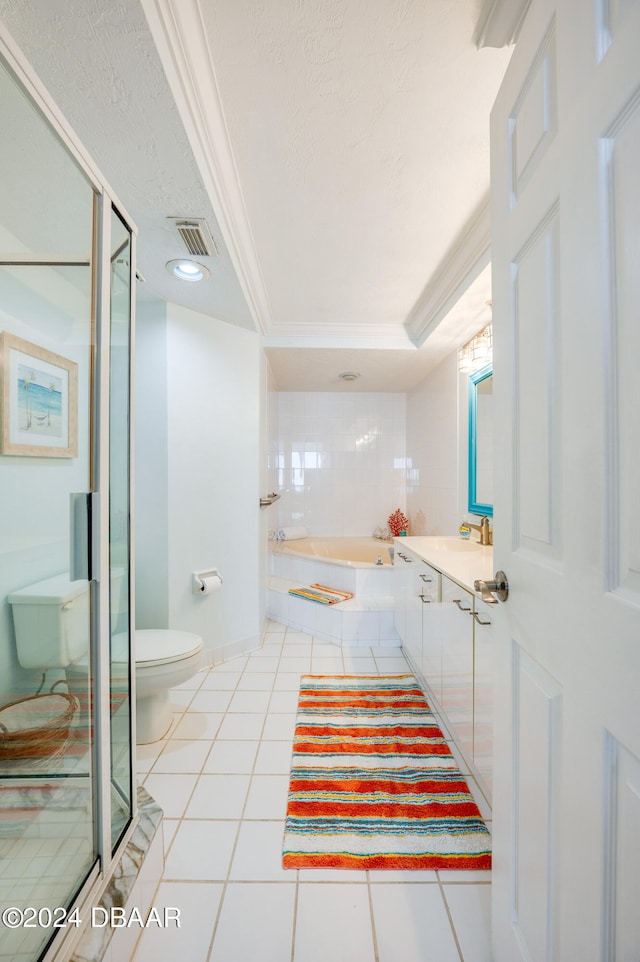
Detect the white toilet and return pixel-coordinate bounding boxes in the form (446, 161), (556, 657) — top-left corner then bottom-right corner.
(8, 574), (204, 744)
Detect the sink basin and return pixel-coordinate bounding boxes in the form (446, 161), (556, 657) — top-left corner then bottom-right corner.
(425, 537), (483, 553)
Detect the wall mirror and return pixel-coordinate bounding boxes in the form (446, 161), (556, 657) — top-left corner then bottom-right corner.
(468, 363), (493, 517)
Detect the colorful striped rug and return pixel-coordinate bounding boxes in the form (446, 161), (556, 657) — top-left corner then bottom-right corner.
(282, 674), (491, 870)
(288, 584), (354, 605)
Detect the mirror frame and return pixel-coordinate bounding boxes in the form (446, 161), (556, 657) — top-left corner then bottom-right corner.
(468, 362), (493, 517)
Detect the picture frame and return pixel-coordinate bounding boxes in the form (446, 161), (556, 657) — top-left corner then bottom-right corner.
(0, 331), (78, 458)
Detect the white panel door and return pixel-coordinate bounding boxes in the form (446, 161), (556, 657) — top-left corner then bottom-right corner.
(490, 0), (640, 958)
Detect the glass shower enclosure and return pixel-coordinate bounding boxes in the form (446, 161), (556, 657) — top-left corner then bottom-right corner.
(0, 33), (135, 962)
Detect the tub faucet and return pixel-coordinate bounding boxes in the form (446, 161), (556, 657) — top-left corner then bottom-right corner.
(464, 516), (493, 546)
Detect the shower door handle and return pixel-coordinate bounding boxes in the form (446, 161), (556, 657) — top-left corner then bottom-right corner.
(70, 492), (99, 581)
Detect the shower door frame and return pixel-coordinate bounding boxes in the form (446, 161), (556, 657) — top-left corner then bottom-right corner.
(0, 23), (138, 962)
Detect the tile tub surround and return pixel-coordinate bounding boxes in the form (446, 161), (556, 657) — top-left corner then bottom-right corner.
(268, 542), (400, 647)
(130, 622), (492, 962)
(272, 391), (407, 539)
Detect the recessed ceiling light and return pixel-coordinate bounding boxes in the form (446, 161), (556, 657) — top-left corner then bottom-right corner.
(338, 371), (360, 381)
(165, 258), (210, 282)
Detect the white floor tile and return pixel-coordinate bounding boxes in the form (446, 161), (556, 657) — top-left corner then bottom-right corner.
(284, 631), (313, 644)
(281, 642), (314, 656)
(228, 690), (272, 713)
(131, 881), (223, 962)
(162, 819), (180, 855)
(342, 656), (378, 672)
(216, 712), (266, 740)
(210, 882), (296, 962)
(164, 820), (238, 881)
(373, 657), (409, 671)
(236, 671), (276, 691)
(151, 739), (211, 775)
(279, 656), (312, 673)
(273, 672), (304, 691)
(268, 690), (300, 713)
(245, 656), (281, 672)
(312, 642), (342, 656)
(142, 774), (198, 819)
(311, 657), (344, 672)
(262, 714), (297, 740)
(186, 774), (250, 819)
(172, 712), (223, 741)
(297, 868), (366, 882)
(370, 883), (460, 962)
(199, 671), (242, 691)
(442, 884), (492, 962)
(135, 740), (164, 774)
(243, 774), (290, 819)
(294, 883), (374, 962)
(229, 820), (291, 881)
(203, 740), (258, 774)
(188, 690), (233, 713)
(254, 740), (294, 775)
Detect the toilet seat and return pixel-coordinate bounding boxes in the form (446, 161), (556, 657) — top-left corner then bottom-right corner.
(109, 629), (203, 667)
(135, 629), (203, 667)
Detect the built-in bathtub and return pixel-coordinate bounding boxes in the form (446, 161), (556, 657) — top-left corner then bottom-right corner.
(268, 537), (400, 647)
(275, 536), (394, 567)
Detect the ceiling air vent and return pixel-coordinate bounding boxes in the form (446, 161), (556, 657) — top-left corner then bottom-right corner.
(167, 217), (218, 258)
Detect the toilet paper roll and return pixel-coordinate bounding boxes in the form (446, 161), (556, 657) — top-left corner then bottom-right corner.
(198, 574), (222, 595)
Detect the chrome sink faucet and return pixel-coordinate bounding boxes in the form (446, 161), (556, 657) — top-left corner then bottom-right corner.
(465, 516), (493, 546)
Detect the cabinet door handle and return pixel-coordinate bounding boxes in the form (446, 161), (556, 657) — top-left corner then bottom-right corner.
(403, 556), (413, 563)
(419, 592), (431, 603)
(471, 611), (491, 625)
(452, 598), (471, 611)
(419, 574), (433, 582)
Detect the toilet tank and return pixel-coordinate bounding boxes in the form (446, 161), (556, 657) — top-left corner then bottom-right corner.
(8, 575), (90, 670)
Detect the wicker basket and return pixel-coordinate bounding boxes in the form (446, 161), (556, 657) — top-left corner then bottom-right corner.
(0, 685), (79, 764)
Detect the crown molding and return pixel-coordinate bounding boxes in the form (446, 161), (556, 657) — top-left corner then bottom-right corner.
(404, 195), (491, 349)
(473, 0), (532, 48)
(264, 323), (415, 350)
(140, 0), (273, 334)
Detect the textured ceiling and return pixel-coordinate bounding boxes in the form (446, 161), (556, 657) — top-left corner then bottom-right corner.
(196, 0), (508, 334)
(0, 0), (512, 388)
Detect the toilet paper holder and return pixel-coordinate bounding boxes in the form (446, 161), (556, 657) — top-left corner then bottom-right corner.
(192, 569), (224, 594)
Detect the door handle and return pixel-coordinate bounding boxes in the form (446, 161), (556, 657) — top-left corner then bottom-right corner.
(70, 492), (99, 581)
(452, 598), (471, 611)
(474, 570), (509, 604)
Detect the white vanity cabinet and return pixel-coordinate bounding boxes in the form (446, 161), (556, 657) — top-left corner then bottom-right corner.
(393, 537), (495, 800)
(393, 548), (440, 686)
(440, 579), (494, 796)
(441, 577), (475, 764)
(471, 597), (494, 795)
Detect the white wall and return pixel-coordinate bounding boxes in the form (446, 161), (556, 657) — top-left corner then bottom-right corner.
(0, 267), (92, 702)
(273, 392), (406, 536)
(134, 300), (169, 628)
(406, 352), (460, 536)
(135, 301), (263, 661)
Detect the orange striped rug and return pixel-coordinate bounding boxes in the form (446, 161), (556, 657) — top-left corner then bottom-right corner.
(282, 674), (491, 870)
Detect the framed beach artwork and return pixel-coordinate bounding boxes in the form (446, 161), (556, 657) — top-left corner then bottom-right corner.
(0, 331), (78, 458)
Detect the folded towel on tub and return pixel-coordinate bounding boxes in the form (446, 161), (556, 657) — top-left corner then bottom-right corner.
(277, 526), (308, 541)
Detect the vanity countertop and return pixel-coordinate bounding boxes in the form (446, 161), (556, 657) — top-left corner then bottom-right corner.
(395, 536), (494, 596)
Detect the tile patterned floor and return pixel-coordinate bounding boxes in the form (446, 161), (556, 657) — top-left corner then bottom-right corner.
(131, 623), (492, 962)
